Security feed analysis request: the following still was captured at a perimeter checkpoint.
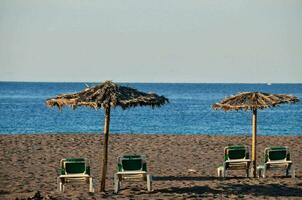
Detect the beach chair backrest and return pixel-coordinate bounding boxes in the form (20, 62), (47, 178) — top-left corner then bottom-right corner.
(63, 158), (87, 174)
(119, 155), (146, 171)
(266, 146), (289, 162)
(225, 145), (248, 161)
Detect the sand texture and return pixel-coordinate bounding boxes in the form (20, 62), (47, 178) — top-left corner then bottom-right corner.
(0, 134), (302, 199)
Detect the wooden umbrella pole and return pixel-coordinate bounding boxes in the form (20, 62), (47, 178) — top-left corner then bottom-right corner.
(100, 105), (111, 192)
(252, 109), (257, 177)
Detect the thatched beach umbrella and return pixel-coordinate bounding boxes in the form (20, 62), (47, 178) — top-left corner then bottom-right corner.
(46, 81), (168, 191)
(213, 92), (299, 177)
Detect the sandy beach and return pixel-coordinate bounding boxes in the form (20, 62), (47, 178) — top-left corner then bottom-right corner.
(0, 134), (301, 199)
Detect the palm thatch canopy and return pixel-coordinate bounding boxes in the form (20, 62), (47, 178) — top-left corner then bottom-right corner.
(212, 92), (299, 111)
(46, 81), (169, 110)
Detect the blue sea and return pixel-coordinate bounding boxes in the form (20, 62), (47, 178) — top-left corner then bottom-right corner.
(0, 82), (301, 136)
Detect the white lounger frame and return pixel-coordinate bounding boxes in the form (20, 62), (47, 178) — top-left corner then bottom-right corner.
(257, 147), (295, 178)
(114, 155), (152, 193)
(57, 158), (94, 193)
(114, 171), (152, 193)
(217, 146), (251, 178)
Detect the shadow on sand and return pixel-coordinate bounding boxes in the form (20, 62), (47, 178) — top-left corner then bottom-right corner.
(153, 184), (302, 197)
(221, 183), (302, 197)
(152, 176), (302, 197)
(153, 175), (246, 181)
(154, 186), (221, 196)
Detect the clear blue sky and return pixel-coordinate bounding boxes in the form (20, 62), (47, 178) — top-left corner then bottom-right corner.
(0, 0), (301, 83)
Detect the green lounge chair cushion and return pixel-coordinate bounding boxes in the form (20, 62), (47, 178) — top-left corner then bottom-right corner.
(63, 158), (87, 174)
(265, 146), (289, 162)
(122, 159), (142, 171)
(65, 158), (86, 162)
(224, 145), (247, 161)
(60, 166), (90, 175)
(65, 162), (86, 174)
(270, 146), (287, 150)
(118, 155), (147, 171)
(59, 158), (91, 175)
(123, 155), (142, 159)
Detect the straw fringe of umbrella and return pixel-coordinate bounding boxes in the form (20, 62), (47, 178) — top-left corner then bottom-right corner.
(46, 81), (168, 110)
(213, 92), (298, 111)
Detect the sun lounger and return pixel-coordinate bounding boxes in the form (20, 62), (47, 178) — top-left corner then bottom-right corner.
(57, 158), (94, 192)
(114, 154), (152, 193)
(217, 145), (251, 177)
(257, 146), (295, 178)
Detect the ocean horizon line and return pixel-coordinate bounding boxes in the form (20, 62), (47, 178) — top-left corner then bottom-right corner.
(1, 81), (301, 84)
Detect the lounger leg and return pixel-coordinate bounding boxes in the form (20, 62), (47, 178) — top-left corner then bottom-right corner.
(286, 169), (289, 176)
(114, 174), (119, 194)
(257, 167), (261, 178)
(222, 163), (226, 178)
(247, 163), (251, 178)
(291, 165), (295, 178)
(147, 174), (152, 192)
(292, 168), (295, 178)
(89, 177), (94, 193)
(262, 165), (266, 178)
(217, 167), (224, 178)
(286, 164), (290, 177)
(58, 177), (64, 192)
(57, 177), (62, 192)
(246, 163), (250, 178)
